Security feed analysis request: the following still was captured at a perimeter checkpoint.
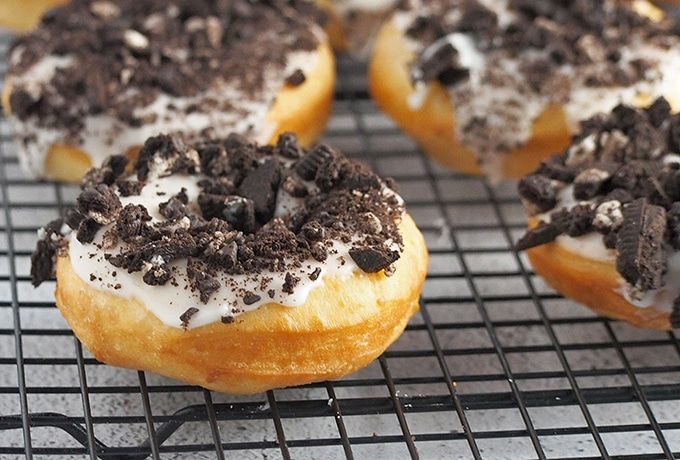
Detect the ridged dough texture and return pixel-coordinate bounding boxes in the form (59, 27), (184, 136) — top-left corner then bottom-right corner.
(527, 219), (672, 330)
(2, 41), (335, 182)
(54, 214), (429, 394)
(368, 4), (680, 178)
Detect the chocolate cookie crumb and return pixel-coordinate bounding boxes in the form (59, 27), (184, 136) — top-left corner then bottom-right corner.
(180, 307), (199, 329)
(515, 221), (561, 251)
(282, 272), (300, 294)
(308, 267), (321, 281)
(243, 292), (261, 305)
(285, 69), (306, 86)
(349, 246), (399, 273)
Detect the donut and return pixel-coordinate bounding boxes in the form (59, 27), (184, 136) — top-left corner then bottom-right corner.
(30, 133), (428, 394)
(317, 0), (399, 54)
(0, 0), (67, 31)
(3, 0), (335, 182)
(369, 0), (680, 180)
(516, 97), (680, 330)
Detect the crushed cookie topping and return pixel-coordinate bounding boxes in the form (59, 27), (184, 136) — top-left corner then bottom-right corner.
(516, 97), (680, 300)
(405, 0), (678, 90)
(7, 0), (324, 136)
(31, 133), (405, 324)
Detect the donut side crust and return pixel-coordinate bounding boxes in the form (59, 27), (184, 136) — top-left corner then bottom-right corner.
(54, 214), (428, 394)
(526, 218), (671, 330)
(2, 41), (335, 182)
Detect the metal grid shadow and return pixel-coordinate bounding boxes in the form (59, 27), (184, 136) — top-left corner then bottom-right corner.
(1, 34), (680, 460)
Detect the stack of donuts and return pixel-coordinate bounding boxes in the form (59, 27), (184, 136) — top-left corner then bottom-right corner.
(5, 0), (679, 394)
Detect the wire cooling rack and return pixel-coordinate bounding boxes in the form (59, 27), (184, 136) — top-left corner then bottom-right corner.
(2, 31), (680, 460)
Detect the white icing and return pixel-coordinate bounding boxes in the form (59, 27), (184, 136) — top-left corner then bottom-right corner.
(66, 173), (403, 329)
(395, 1), (680, 179)
(8, 44), (320, 177)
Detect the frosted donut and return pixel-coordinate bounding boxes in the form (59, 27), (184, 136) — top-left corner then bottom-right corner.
(316, 0), (399, 54)
(30, 133), (428, 394)
(3, 0), (335, 182)
(516, 98), (680, 330)
(369, 0), (680, 180)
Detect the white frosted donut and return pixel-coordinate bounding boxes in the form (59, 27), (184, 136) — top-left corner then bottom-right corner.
(370, 0), (680, 179)
(31, 133), (429, 394)
(517, 98), (680, 330)
(3, 0), (335, 182)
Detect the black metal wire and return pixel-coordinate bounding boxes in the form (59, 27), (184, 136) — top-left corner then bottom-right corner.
(0, 47), (679, 460)
(483, 182), (611, 459)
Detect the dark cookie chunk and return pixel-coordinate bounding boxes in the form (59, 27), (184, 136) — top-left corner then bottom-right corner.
(551, 204), (595, 237)
(135, 134), (185, 181)
(605, 188), (634, 204)
(142, 263), (171, 286)
(222, 196), (257, 233)
(203, 240), (238, 268)
(518, 174), (560, 214)
(349, 246), (399, 273)
(243, 292), (261, 305)
(159, 189), (189, 220)
(117, 179), (145, 197)
(515, 221), (561, 251)
(281, 175), (308, 197)
(646, 97), (671, 128)
(573, 167), (610, 200)
(276, 132), (304, 159)
(8, 89), (37, 119)
(77, 184), (122, 224)
(413, 40), (469, 86)
(63, 209), (85, 230)
(295, 144), (335, 180)
(282, 272), (300, 294)
(615, 199), (666, 292)
(116, 204), (153, 242)
(82, 155), (128, 188)
(308, 267), (321, 281)
(180, 307), (199, 330)
(76, 217), (101, 244)
(666, 202), (680, 250)
(237, 158), (281, 223)
(187, 258), (220, 303)
(30, 218), (65, 286)
(536, 158), (576, 183)
(670, 117), (680, 152)
(285, 69), (306, 86)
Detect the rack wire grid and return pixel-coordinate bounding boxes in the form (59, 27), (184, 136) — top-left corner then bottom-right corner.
(1, 25), (680, 460)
